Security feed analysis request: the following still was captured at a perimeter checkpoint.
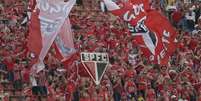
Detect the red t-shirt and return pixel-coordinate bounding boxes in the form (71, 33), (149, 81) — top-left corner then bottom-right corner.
(126, 81), (136, 93)
(3, 60), (14, 71)
(3, 96), (9, 101)
(67, 82), (75, 93)
(23, 69), (30, 83)
(146, 89), (156, 101)
(172, 11), (182, 23)
(188, 39), (198, 51)
(137, 76), (147, 90)
(125, 70), (136, 78)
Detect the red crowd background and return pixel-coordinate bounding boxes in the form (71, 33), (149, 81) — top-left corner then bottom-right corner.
(0, 0), (201, 101)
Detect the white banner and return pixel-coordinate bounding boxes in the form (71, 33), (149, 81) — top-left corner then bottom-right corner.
(33, 0), (76, 73)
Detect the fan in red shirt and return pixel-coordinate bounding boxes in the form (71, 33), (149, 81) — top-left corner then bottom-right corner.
(66, 81), (76, 101)
(146, 88), (156, 101)
(124, 78), (137, 100)
(171, 9), (183, 26)
(3, 57), (14, 72)
(22, 66), (30, 84)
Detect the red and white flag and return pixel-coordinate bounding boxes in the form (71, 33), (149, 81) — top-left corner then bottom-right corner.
(103, 0), (177, 65)
(104, 0), (149, 26)
(133, 16), (177, 65)
(54, 18), (76, 62)
(27, 0), (76, 73)
(27, 8), (42, 62)
(133, 11), (177, 65)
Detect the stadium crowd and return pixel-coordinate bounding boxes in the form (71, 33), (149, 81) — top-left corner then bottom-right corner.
(0, 0), (201, 101)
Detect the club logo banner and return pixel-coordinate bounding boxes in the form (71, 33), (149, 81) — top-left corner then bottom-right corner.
(81, 52), (109, 85)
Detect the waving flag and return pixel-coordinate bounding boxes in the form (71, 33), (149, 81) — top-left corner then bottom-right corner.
(54, 18), (76, 62)
(103, 0), (177, 65)
(129, 0), (150, 10)
(106, 0), (149, 26)
(145, 11), (177, 65)
(27, 0), (76, 73)
(27, 9), (42, 61)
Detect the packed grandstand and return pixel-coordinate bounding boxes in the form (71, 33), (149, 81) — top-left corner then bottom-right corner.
(0, 0), (201, 101)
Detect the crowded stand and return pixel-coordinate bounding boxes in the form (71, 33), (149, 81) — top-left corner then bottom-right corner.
(0, 0), (201, 101)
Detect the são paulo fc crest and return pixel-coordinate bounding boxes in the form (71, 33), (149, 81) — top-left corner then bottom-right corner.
(81, 52), (109, 85)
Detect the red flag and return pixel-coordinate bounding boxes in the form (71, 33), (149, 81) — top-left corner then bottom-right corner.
(111, 6), (177, 65)
(28, 0), (37, 11)
(111, 1), (148, 26)
(103, 0), (177, 65)
(133, 10), (177, 65)
(147, 11), (177, 65)
(27, 9), (42, 60)
(129, 0), (151, 11)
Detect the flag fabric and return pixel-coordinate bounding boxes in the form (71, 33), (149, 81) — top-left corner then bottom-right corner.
(27, 0), (76, 73)
(27, 9), (42, 61)
(129, 0), (150, 11)
(100, 1), (106, 12)
(113, 2), (146, 26)
(103, 0), (177, 65)
(127, 10), (177, 65)
(133, 12), (177, 65)
(140, 10), (177, 65)
(103, 0), (150, 26)
(21, 0), (36, 24)
(28, 0), (37, 12)
(54, 18), (76, 62)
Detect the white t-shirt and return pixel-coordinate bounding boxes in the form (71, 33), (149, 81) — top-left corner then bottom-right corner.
(185, 11), (196, 22)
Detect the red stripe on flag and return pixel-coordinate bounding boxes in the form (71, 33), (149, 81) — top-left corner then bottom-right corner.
(27, 9), (42, 59)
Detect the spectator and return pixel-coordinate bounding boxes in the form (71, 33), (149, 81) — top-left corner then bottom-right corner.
(185, 6), (196, 32)
(171, 8), (183, 27)
(1, 0), (201, 100)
